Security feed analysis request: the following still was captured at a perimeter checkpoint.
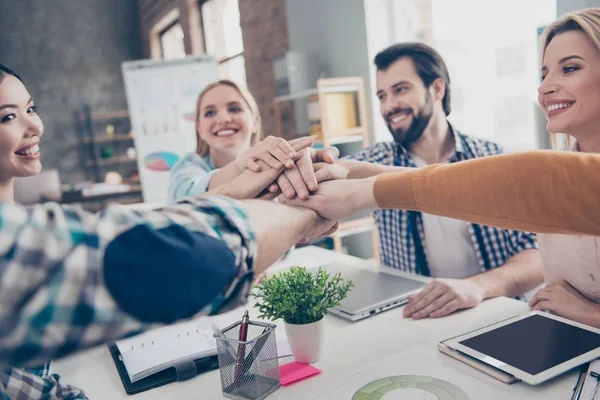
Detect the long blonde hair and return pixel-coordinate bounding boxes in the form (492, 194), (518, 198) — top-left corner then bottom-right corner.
(195, 80), (263, 156)
(541, 8), (600, 150)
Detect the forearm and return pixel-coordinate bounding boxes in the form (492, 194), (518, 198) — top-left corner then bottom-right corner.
(207, 160), (245, 189)
(239, 200), (319, 273)
(341, 159), (410, 179)
(467, 249), (544, 299)
(374, 151), (600, 235)
(208, 166), (282, 200)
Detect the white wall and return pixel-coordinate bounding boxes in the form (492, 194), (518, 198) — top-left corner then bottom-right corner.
(557, 0), (600, 14)
(364, 0), (427, 143)
(364, 0), (556, 150)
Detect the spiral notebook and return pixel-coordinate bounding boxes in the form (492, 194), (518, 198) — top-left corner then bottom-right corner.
(112, 310), (291, 387)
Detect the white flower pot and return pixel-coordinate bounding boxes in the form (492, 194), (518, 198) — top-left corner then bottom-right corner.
(284, 317), (325, 364)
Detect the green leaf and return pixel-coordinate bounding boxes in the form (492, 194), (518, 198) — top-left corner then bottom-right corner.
(251, 266), (354, 325)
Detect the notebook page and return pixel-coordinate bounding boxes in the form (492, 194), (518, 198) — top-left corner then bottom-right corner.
(116, 310), (241, 382)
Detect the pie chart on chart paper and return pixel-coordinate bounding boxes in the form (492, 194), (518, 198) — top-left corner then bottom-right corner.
(351, 376), (469, 400)
(144, 152), (179, 172)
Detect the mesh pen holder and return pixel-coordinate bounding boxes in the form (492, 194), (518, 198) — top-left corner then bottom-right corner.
(214, 320), (281, 400)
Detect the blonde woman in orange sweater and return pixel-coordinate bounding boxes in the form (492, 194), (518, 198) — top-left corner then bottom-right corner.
(284, 8), (600, 327)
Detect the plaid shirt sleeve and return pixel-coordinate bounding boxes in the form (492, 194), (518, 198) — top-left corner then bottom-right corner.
(0, 196), (257, 398)
(168, 152), (218, 203)
(501, 228), (538, 256)
(1, 368), (86, 400)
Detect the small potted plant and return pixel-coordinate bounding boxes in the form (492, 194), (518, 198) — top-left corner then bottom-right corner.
(252, 266), (354, 363)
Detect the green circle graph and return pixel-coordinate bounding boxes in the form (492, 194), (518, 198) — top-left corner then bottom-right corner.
(351, 375), (470, 400)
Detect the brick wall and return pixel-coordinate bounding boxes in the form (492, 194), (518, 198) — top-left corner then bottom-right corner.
(138, 0), (178, 57)
(138, 0), (206, 58)
(138, 0), (292, 138)
(239, 0), (291, 138)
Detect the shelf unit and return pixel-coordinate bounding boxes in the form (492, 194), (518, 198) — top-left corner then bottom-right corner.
(83, 132), (133, 144)
(274, 77), (370, 149)
(85, 155), (138, 167)
(78, 105), (142, 207)
(273, 77), (379, 260)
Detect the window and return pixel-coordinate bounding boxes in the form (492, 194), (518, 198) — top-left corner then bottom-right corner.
(201, 0), (246, 87)
(160, 21), (187, 60)
(364, 0), (556, 150)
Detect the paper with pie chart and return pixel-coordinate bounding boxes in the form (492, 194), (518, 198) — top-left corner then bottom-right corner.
(312, 346), (520, 400)
(351, 375), (469, 400)
(143, 152), (180, 172)
(122, 56), (219, 202)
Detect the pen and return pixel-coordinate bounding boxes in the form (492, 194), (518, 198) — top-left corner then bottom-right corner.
(211, 324), (238, 361)
(234, 310), (250, 388)
(571, 363), (588, 400)
(591, 371), (600, 399)
(239, 326), (270, 379)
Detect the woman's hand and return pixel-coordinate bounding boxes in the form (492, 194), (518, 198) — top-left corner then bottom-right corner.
(529, 280), (600, 327)
(207, 160), (284, 200)
(236, 136), (316, 172)
(275, 147), (341, 200)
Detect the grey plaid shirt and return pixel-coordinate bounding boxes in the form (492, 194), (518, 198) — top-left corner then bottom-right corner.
(0, 196), (257, 399)
(352, 128), (537, 275)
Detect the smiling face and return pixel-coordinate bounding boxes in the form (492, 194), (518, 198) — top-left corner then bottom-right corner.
(0, 74), (43, 182)
(376, 57), (437, 146)
(196, 84), (257, 157)
(538, 30), (600, 142)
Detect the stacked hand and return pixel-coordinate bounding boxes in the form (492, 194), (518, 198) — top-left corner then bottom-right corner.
(272, 147), (345, 199)
(234, 135), (346, 202)
(236, 135), (316, 172)
(229, 136), (349, 242)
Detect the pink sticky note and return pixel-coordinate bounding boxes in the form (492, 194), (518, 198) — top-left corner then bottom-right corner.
(279, 362), (321, 386)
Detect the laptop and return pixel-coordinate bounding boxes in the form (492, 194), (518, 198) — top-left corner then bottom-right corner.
(322, 263), (427, 322)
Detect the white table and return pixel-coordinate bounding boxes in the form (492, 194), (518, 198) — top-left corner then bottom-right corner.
(52, 247), (578, 399)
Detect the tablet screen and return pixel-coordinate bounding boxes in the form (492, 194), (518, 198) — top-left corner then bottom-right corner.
(459, 314), (600, 375)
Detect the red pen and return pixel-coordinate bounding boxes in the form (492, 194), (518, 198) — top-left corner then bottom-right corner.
(234, 310), (249, 388)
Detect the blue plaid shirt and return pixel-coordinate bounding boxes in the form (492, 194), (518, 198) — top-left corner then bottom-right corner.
(0, 196), (257, 399)
(352, 128), (537, 275)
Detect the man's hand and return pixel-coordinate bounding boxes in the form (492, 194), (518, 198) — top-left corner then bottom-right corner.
(276, 147), (341, 200)
(403, 278), (485, 319)
(529, 280), (600, 327)
(238, 200), (339, 274)
(289, 206), (339, 245)
(313, 162), (349, 182)
(278, 177), (377, 220)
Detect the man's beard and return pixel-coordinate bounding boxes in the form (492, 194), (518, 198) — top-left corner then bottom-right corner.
(386, 90), (434, 147)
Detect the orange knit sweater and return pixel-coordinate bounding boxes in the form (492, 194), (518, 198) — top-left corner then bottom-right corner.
(373, 151), (600, 236)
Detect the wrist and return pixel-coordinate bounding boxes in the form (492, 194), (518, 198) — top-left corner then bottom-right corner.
(233, 156), (246, 173)
(465, 275), (493, 301)
(291, 206), (320, 239)
(355, 177), (377, 210)
(209, 182), (239, 199)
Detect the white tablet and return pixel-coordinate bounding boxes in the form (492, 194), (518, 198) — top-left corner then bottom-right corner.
(444, 311), (600, 385)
